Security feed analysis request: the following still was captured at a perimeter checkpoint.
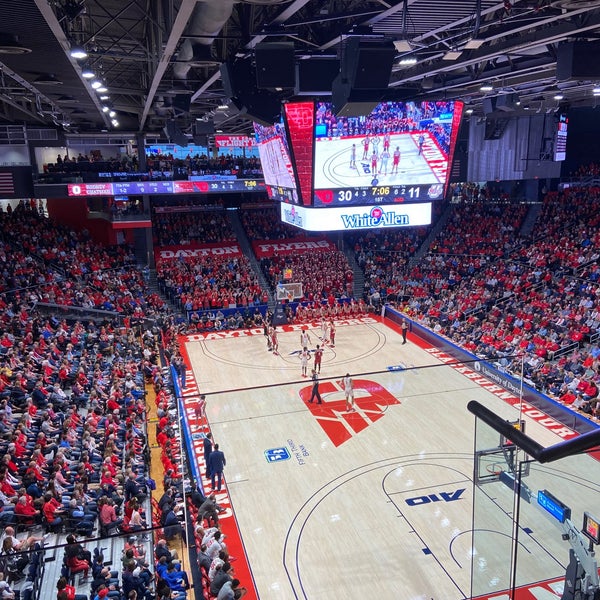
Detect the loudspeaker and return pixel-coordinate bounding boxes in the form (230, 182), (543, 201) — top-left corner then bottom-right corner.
(255, 42), (296, 89)
(557, 41), (600, 81)
(295, 57), (339, 95)
(331, 75), (380, 117)
(163, 120), (189, 147)
(482, 98), (495, 115)
(194, 120), (215, 135)
(193, 134), (208, 147)
(495, 93), (517, 112)
(340, 38), (395, 89)
(172, 94), (191, 114)
(230, 91), (281, 126)
(220, 59), (254, 99)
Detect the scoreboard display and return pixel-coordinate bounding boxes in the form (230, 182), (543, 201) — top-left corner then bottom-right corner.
(312, 100), (463, 207)
(66, 179), (266, 197)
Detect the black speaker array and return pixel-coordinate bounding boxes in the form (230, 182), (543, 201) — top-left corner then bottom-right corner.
(220, 59), (281, 125)
(163, 120), (189, 147)
(332, 38), (396, 116)
(255, 42), (296, 89)
(557, 41), (600, 81)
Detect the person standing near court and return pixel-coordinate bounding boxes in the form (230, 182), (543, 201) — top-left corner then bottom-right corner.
(300, 328), (310, 349)
(343, 374), (354, 411)
(300, 347), (311, 378)
(208, 444), (226, 492)
(328, 321), (336, 347)
(203, 432), (213, 480)
(314, 344), (323, 374)
(309, 369), (322, 404)
(401, 319), (408, 344)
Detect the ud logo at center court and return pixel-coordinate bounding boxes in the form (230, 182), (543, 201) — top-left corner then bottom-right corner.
(299, 378), (400, 447)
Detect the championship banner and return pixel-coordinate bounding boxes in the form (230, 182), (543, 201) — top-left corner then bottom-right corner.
(251, 237), (336, 258)
(214, 135), (255, 148)
(155, 242), (242, 260)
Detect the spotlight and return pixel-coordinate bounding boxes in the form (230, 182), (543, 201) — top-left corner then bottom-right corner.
(99, 95), (109, 100)
(91, 80), (102, 89)
(553, 93), (564, 101)
(102, 106), (109, 113)
(108, 110), (116, 118)
(480, 84), (493, 92)
(96, 86), (108, 93)
(70, 45), (87, 60)
(111, 119), (119, 127)
(81, 65), (95, 79)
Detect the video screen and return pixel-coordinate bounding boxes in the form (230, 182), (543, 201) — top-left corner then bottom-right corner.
(313, 100), (463, 207)
(554, 113), (568, 162)
(583, 512), (600, 545)
(254, 121), (299, 204)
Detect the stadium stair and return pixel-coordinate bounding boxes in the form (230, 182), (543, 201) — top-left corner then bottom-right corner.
(227, 209), (276, 308)
(410, 200), (454, 265)
(342, 245), (365, 300)
(518, 202), (543, 237)
(146, 268), (186, 319)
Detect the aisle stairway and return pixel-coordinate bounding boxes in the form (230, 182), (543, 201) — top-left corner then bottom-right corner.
(342, 244), (365, 300)
(518, 202), (542, 237)
(227, 209), (276, 308)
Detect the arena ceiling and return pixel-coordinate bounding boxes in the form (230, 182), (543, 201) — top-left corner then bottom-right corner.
(1, 0), (600, 136)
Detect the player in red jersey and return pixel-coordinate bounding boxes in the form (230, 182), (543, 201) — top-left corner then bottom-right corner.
(362, 135), (370, 160)
(383, 133), (390, 152)
(328, 321), (336, 347)
(370, 151), (378, 175)
(313, 344), (323, 374)
(271, 327), (279, 355)
(391, 147), (401, 175)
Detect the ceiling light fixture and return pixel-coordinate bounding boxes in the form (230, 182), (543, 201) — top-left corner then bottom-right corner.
(480, 84), (493, 92)
(464, 39), (485, 50)
(465, 108), (474, 114)
(393, 39), (412, 52)
(34, 73), (63, 85)
(0, 33), (32, 54)
(443, 50), (463, 61)
(553, 93), (564, 100)
(102, 106), (109, 113)
(217, 104), (229, 110)
(108, 110), (116, 118)
(96, 86), (108, 93)
(111, 119), (119, 127)
(99, 95), (109, 100)
(398, 57), (417, 65)
(70, 45), (88, 60)
(81, 65), (95, 79)
(91, 80), (102, 89)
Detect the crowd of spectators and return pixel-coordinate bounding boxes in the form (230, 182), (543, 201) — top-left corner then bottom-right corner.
(0, 206), (164, 319)
(239, 206), (300, 240)
(386, 190), (600, 410)
(42, 151), (262, 183)
(156, 255), (265, 314)
(153, 211), (235, 247)
(260, 252), (354, 302)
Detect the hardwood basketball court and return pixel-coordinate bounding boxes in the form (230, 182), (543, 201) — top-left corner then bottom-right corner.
(179, 316), (599, 600)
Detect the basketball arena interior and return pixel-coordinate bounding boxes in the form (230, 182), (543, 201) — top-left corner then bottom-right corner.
(0, 1), (600, 599)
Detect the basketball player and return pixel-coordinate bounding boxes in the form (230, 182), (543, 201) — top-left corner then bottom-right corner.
(195, 394), (206, 423)
(391, 147), (401, 175)
(370, 150), (378, 176)
(383, 132), (391, 152)
(380, 149), (390, 176)
(320, 318), (328, 341)
(362, 135), (370, 160)
(314, 344), (323, 374)
(328, 321), (336, 347)
(300, 347), (311, 377)
(350, 144), (357, 169)
(267, 325), (274, 352)
(343, 374), (354, 411)
(418, 133), (425, 155)
(300, 328), (310, 349)
(271, 327), (279, 355)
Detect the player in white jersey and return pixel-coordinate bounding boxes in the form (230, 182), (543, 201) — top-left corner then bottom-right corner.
(343, 374), (354, 411)
(300, 328), (310, 349)
(300, 347), (311, 377)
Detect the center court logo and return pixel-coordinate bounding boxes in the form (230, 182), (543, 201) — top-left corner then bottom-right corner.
(299, 378), (400, 446)
(340, 206), (409, 229)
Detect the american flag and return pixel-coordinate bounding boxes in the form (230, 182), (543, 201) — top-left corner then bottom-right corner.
(0, 172), (14, 196)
